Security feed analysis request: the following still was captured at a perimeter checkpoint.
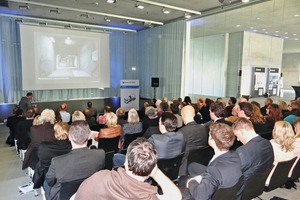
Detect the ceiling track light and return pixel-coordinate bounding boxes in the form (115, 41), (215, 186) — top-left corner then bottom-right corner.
(241, 0), (250, 2)
(185, 12), (192, 19)
(127, 20), (134, 25)
(50, 9), (60, 14)
(106, 0), (117, 3)
(19, 5), (29, 10)
(135, 2), (144, 9)
(104, 16), (111, 22)
(80, 13), (89, 18)
(162, 7), (170, 14)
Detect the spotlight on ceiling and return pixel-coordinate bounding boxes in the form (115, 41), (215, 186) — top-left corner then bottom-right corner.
(162, 7), (170, 14)
(135, 2), (144, 9)
(185, 13), (192, 19)
(80, 13), (89, 18)
(104, 17), (111, 22)
(106, 0), (117, 3)
(218, 0), (231, 5)
(19, 5), (29, 10)
(127, 20), (134, 25)
(50, 9), (60, 14)
(241, 0), (250, 2)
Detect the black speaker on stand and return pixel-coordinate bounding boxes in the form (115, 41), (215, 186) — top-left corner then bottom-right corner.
(151, 77), (159, 99)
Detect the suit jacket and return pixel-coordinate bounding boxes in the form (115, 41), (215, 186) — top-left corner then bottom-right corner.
(188, 151), (242, 200)
(33, 140), (72, 188)
(179, 121), (208, 175)
(236, 135), (274, 196)
(15, 119), (33, 150)
(19, 96), (32, 112)
(22, 122), (56, 169)
(45, 147), (105, 200)
(148, 131), (185, 159)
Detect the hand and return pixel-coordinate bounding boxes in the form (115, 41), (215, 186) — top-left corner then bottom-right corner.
(186, 175), (202, 188)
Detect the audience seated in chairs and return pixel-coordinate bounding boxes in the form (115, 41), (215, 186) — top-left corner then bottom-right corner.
(71, 111), (86, 123)
(97, 105), (111, 125)
(183, 123), (242, 200)
(116, 107), (127, 126)
(22, 109), (56, 171)
(59, 103), (71, 123)
(6, 107), (25, 147)
(32, 122), (72, 189)
(293, 117), (300, 157)
(45, 120), (105, 200)
(74, 137), (182, 200)
(142, 106), (159, 138)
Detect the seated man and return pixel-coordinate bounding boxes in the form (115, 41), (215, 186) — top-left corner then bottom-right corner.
(75, 137), (182, 200)
(148, 112), (185, 159)
(45, 120), (105, 200)
(185, 123), (242, 200)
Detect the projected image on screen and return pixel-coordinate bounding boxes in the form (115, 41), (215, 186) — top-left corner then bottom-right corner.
(20, 25), (110, 90)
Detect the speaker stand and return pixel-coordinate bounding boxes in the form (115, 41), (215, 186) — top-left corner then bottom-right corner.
(153, 87), (156, 99)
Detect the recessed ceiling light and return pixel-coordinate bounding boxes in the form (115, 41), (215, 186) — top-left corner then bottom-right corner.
(293, 33), (297, 36)
(295, 38), (299, 40)
(162, 7), (170, 14)
(262, 29), (266, 31)
(256, 17), (260, 20)
(135, 2), (144, 9)
(236, 25), (241, 27)
(275, 34), (279, 37)
(19, 5), (29, 10)
(106, 0), (117, 3)
(265, 32), (268, 34)
(275, 30), (279, 33)
(250, 27), (254, 29)
(254, 30), (257, 32)
(50, 9), (60, 14)
(285, 36), (289, 39)
(94, 2), (99, 5)
(241, 0), (250, 3)
(127, 20), (134, 25)
(104, 17), (111, 22)
(285, 32), (288, 34)
(185, 13), (191, 19)
(294, 14), (300, 17)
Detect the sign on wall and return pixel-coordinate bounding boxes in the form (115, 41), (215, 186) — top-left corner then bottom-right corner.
(120, 80), (139, 111)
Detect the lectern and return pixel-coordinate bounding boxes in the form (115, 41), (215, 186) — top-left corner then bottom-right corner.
(292, 86), (300, 99)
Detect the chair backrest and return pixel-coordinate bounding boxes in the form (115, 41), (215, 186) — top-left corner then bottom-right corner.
(157, 152), (184, 180)
(258, 131), (272, 140)
(289, 157), (300, 180)
(211, 175), (244, 200)
(241, 167), (273, 200)
(122, 132), (143, 149)
(264, 157), (297, 192)
(97, 136), (120, 153)
(187, 146), (214, 167)
(90, 124), (104, 131)
(60, 178), (85, 200)
(105, 151), (115, 170)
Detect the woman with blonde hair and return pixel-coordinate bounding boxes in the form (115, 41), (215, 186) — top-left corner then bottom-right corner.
(94, 112), (122, 141)
(293, 117), (300, 157)
(33, 122), (72, 188)
(72, 111), (86, 122)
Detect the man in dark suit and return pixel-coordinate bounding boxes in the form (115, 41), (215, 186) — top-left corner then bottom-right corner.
(6, 108), (25, 146)
(185, 123), (242, 200)
(232, 117), (274, 198)
(209, 102), (232, 126)
(179, 105), (208, 176)
(148, 112), (185, 159)
(19, 92), (33, 113)
(45, 120), (105, 200)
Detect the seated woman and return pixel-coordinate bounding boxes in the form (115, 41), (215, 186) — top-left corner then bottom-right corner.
(33, 122), (72, 189)
(94, 112), (122, 141)
(293, 118), (300, 157)
(121, 108), (143, 148)
(250, 104), (273, 134)
(265, 121), (295, 185)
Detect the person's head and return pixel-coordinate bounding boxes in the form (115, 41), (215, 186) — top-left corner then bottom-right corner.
(125, 137), (157, 177)
(83, 108), (91, 117)
(159, 112), (177, 133)
(216, 98), (226, 107)
(209, 123), (235, 151)
(127, 108), (140, 123)
(26, 92), (33, 99)
(87, 101), (92, 108)
(25, 108), (35, 119)
(184, 96), (192, 105)
(250, 101), (261, 109)
(33, 115), (42, 125)
(239, 97), (248, 103)
(54, 122), (69, 140)
(272, 121), (295, 152)
(159, 102), (169, 112)
(116, 108), (125, 119)
(143, 102), (149, 108)
(15, 108), (23, 116)
(59, 103), (68, 111)
(293, 117), (300, 137)
(264, 97), (273, 106)
(104, 106), (111, 114)
(205, 98), (213, 108)
(232, 117), (255, 144)
(250, 104), (264, 124)
(278, 100), (289, 111)
(237, 102), (253, 118)
(210, 102), (227, 120)
(55, 111), (62, 122)
(289, 100), (300, 112)
(171, 103), (180, 114)
(267, 104), (282, 122)
(145, 106), (157, 118)
(181, 105), (195, 125)
(231, 105), (239, 116)
(105, 112), (118, 127)
(72, 111), (86, 122)
(69, 120), (90, 145)
(40, 109), (55, 124)
(228, 97), (237, 106)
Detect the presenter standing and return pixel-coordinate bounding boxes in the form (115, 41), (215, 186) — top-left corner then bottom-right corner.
(19, 92), (33, 112)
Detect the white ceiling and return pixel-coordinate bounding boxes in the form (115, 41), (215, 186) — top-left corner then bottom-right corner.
(0, 0), (299, 52)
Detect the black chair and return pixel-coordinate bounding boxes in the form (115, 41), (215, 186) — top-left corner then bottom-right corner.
(60, 178), (85, 200)
(258, 131), (273, 140)
(211, 176), (244, 200)
(105, 151), (115, 170)
(187, 146), (214, 167)
(90, 124), (104, 131)
(289, 157), (300, 180)
(241, 167), (273, 200)
(157, 152), (184, 181)
(264, 157), (297, 192)
(98, 136), (120, 153)
(122, 132), (143, 149)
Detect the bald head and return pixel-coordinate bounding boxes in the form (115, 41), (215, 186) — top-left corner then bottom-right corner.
(181, 105), (195, 125)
